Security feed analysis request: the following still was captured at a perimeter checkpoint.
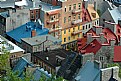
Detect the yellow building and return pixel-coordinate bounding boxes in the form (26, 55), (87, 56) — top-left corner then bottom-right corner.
(61, 25), (82, 49)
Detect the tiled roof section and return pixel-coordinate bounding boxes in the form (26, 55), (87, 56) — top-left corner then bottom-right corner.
(87, 4), (99, 21)
(75, 61), (100, 81)
(6, 21), (49, 43)
(77, 38), (87, 52)
(102, 28), (118, 43)
(33, 49), (69, 67)
(82, 39), (102, 54)
(114, 46), (121, 62)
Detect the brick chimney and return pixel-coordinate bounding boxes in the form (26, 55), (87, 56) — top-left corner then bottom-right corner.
(31, 29), (36, 37)
(52, 0), (57, 6)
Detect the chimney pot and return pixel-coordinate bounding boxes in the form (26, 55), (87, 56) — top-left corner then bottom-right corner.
(31, 29), (36, 37)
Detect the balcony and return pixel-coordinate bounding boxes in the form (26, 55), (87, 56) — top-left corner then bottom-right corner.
(72, 19), (82, 25)
(72, 9), (81, 14)
(71, 29), (82, 36)
(46, 19), (59, 24)
(49, 26), (62, 32)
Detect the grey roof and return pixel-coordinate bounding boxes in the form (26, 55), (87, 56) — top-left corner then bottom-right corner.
(40, 1), (61, 12)
(0, 0), (15, 8)
(21, 35), (62, 45)
(75, 61), (100, 81)
(109, 7), (121, 24)
(0, 11), (9, 18)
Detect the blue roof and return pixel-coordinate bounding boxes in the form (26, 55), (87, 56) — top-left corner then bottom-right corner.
(113, 0), (121, 4)
(13, 57), (33, 76)
(33, 68), (51, 81)
(6, 21), (49, 43)
(75, 61), (100, 81)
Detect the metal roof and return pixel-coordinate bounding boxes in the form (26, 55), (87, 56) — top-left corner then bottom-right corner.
(21, 34), (61, 45)
(75, 61), (100, 81)
(6, 21), (49, 43)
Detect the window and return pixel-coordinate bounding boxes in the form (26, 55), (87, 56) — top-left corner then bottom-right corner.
(68, 36), (70, 40)
(89, 24), (90, 28)
(69, 5), (71, 11)
(102, 24), (105, 27)
(97, 20), (98, 25)
(86, 25), (87, 29)
(65, 6), (66, 12)
(50, 16), (54, 20)
(83, 26), (85, 30)
(100, 56), (104, 61)
(64, 17), (66, 23)
(73, 4), (76, 9)
(78, 14), (80, 19)
(78, 34), (80, 37)
(64, 38), (66, 42)
(69, 29), (70, 32)
(78, 25), (80, 30)
(73, 15), (76, 20)
(78, 3), (81, 10)
(68, 16), (71, 22)
(73, 28), (75, 32)
(64, 29), (66, 34)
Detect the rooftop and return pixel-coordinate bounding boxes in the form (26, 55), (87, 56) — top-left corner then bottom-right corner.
(33, 49), (70, 67)
(114, 46), (121, 62)
(40, 1), (61, 12)
(21, 35), (61, 45)
(75, 61), (100, 81)
(87, 4), (99, 20)
(0, 11), (9, 18)
(0, 35), (24, 54)
(6, 21), (49, 43)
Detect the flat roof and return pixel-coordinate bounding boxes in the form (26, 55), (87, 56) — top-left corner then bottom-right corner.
(6, 21), (49, 43)
(21, 35), (61, 45)
(0, 35), (24, 54)
(33, 49), (71, 67)
(40, 1), (61, 12)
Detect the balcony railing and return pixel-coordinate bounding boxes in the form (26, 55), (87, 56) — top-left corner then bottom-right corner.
(72, 9), (81, 14)
(72, 19), (82, 25)
(46, 19), (59, 24)
(71, 29), (82, 36)
(49, 26), (62, 32)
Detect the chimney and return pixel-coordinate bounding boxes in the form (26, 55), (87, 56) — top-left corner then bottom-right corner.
(31, 29), (36, 37)
(99, 33), (106, 44)
(87, 33), (93, 44)
(95, 26), (102, 35)
(52, 0), (57, 6)
(94, 60), (100, 69)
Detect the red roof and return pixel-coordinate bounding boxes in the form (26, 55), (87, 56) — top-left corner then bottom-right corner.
(77, 38), (87, 52)
(81, 39), (102, 54)
(114, 46), (121, 62)
(102, 28), (117, 44)
(86, 29), (97, 36)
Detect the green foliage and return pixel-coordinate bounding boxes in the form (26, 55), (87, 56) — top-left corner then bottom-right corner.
(107, 63), (121, 78)
(0, 48), (66, 81)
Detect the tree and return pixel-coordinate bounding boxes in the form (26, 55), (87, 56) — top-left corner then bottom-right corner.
(0, 48), (66, 81)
